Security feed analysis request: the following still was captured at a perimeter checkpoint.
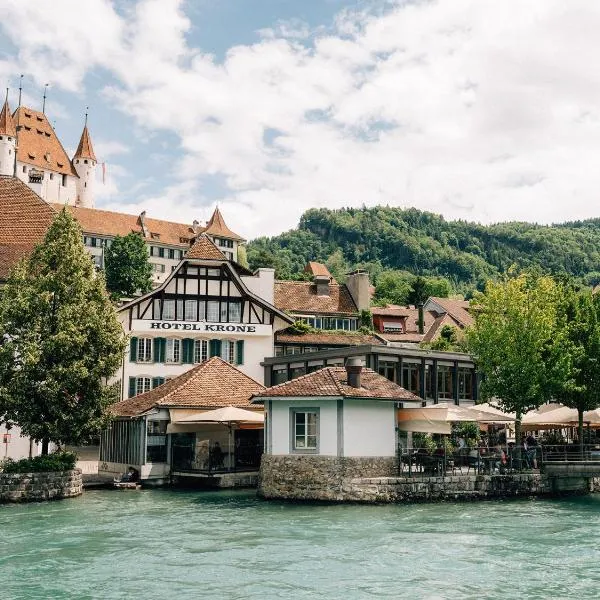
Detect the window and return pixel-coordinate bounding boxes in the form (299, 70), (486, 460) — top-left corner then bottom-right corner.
(437, 366), (454, 400)
(152, 263), (165, 273)
(402, 362), (421, 395)
(163, 300), (175, 320)
(216, 238), (233, 248)
(49, 173), (54, 181)
(194, 339), (208, 363)
(272, 366), (288, 385)
(62, 174), (67, 187)
(290, 365), (306, 379)
(136, 377), (151, 395)
(220, 302), (228, 322)
(207, 301), (219, 322)
(378, 360), (396, 382)
(293, 410), (318, 451)
(158, 247), (165, 258)
(92, 255), (103, 268)
(137, 338), (152, 362)
(224, 251), (233, 261)
(274, 345), (284, 357)
(146, 420), (167, 463)
(184, 300), (197, 321)
(166, 339), (181, 363)
(150, 233), (160, 240)
(458, 368), (473, 401)
(22, 165), (26, 173)
(221, 340), (235, 364)
(168, 248), (175, 259)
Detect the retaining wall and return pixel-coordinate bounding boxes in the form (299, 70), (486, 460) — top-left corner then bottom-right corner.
(0, 469), (83, 503)
(259, 455), (594, 503)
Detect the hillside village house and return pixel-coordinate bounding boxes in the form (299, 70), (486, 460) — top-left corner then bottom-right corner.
(254, 359), (423, 501)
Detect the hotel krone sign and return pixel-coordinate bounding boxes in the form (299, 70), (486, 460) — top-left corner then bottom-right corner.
(131, 319), (272, 336)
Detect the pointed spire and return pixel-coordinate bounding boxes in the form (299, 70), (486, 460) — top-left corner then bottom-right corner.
(186, 234), (227, 260)
(203, 206), (245, 241)
(0, 95), (17, 137)
(73, 122), (96, 162)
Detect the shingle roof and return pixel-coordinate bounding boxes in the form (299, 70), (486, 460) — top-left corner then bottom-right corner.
(203, 207), (245, 241)
(428, 297), (474, 327)
(304, 261), (335, 282)
(53, 203), (194, 247)
(14, 106), (78, 176)
(0, 176), (57, 279)
(186, 234), (227, 260)
(73, 125), (96, 161)
(253, 367), (421, 401)
(276, 331), (384, 346)
(274, 280), (358, 315)
(371, 305), (412, 317)
(111, 357), (265, 417)
(0, 99), (16, 137)
(421, 313), (462, 343)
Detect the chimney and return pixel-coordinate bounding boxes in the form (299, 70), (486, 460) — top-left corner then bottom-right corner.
(418, 303), (425, 334)
(192, 219), (201, 234)
(346, 357), (363, 389)
(346, 269), (370, 311)
(139, 210), (149, 238)
(314, 274), (330, 296)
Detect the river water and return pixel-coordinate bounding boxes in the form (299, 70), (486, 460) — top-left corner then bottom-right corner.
(2, 489), (600, 599)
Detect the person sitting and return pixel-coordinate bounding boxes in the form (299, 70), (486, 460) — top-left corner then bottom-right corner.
(117, 466), (139, 483)
(525, 434), (538, 469)
(210, 442), (225, 470)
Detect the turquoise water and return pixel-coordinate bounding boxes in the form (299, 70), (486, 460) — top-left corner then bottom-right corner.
(2, 490), (600, 599)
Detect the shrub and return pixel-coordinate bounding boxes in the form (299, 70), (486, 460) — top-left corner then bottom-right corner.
(0, 451), (77, 473)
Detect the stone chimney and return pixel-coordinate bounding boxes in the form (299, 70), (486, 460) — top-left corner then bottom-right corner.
(192, 219), (201, 234)
(315, 274), (331, 296)
(418, 303), (425, 334)
(345, 357), (363, 389)
(346, 269), (370, 311)
(139, 210), (149, 238)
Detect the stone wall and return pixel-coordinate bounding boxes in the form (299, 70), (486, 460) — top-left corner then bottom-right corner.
(259, 456), (593, 503)
(0, 469), (83, 503)
(259, 455), (397, 501)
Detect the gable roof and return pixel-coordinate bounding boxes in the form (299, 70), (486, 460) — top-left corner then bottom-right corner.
(186, 234), (226, 260)
(276, 331), (384, 347)
(253, 366), (421, 402)
(304, 261), (335, 281)
(426, 297), (474, 327)
(0, 99), (16, 137)
(274, 280), (358, 315)
(13, 106), (78, 176)
(203, 207), (245, 242)
(53, 203), (194, 247)
(0, 176), (57, 280)
(111, 357), (265, 417)
(73, 125), (96, 161)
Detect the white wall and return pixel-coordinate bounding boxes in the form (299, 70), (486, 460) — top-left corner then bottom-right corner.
(16, 162), (78, 205)
(343, 400), (396, 457)
(242, 269), (275, 305)
(269, 399), (339, 456)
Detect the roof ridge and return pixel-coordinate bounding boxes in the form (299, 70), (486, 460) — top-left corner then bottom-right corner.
(187, 233), (227, 260)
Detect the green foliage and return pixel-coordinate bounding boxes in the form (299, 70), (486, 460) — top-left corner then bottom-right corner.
(428, 325), (462, 352)
(453, 421), (479, 447)
(467, 271), (572, 443)
(104, 233), (153, 299)
(287, 319), (314, 335)
(413, 432), (436, 453)
(325, 249), (349, 283)
(0, 451), (77, 473)
(373, 270), (413, 305)
(246, 206), (600, 291)
(359, 309), (373, 330)
(236, 245), (249, 269)
(0, 209), (127, 452)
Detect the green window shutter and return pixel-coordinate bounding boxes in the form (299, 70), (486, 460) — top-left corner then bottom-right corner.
(130, 337), (138, 362)
(209, 339), (221, 358)
(152, 377), (160, 389)
(154, 338), (166, 362)
(183, 339), (193, 364)
(128, 377), (136, 398)
(236, 340), (244, 365)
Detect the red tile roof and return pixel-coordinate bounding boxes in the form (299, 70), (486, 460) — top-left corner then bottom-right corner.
(73, 125), (96, 161)
(427, 297), (474, 327)
(304, 261), (335, 282)
(53, 203), (194, 247)
(276, 331), (384, 346)
(274, 280), (358, 315)
(186, 234), (226, 260)
(0, 100), (16, 137)
(253, 367), (421, 401)
(111, 357), (265, 417)
(371, 305), (412, 317)
(14, 106), (78, 176)
(0, 176), (57, 280)
(203, 207), (245, 241)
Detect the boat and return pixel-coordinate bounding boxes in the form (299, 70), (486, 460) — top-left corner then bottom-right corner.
(113, 481), (141, 490)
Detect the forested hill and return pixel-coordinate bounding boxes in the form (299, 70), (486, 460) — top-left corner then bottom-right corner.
(246, 206), (600, 294)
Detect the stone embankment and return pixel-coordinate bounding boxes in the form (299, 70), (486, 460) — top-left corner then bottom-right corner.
(0, 469), (83, 503)
(259, 455), (598, 502)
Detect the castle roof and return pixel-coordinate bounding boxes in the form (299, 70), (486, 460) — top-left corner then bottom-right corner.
(13, 106), (77, 176)
(203, 207), (245, 242)
(186, 233), (227, 260)
(73, 125), (96, 161)
(0, 99), (16, 137)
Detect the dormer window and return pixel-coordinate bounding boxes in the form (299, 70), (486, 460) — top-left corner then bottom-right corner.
(44, 152), (51, 162)
(24, 126), (31, 131)
(179, 237), (189, 244)
(44, 132), (50, 138)
(150, 233), (160, 240)
(84, 159), (88, 164)
(36, 129), (43, 135)
(24, 112), (31, 118)
(36, 116), (43, 122)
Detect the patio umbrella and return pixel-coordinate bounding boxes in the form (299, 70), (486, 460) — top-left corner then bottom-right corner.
(177, 407), (264, 469)
(522, 405), (577, 429)
(475, 402), (516, 420)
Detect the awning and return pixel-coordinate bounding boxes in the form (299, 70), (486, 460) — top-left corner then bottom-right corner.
(166, 407), (263, 434)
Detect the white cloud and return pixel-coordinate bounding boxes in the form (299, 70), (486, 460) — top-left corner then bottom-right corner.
(3, 0), (600, 237)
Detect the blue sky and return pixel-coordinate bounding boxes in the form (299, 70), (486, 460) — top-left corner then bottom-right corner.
(1, 1), (600, 238)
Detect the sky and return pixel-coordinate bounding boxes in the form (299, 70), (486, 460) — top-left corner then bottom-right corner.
(1, 0), (600, 239)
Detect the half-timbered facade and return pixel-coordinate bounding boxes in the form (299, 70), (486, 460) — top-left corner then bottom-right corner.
(117, 234), (293, 397)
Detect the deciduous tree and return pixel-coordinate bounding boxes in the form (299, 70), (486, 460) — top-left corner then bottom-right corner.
(104, 232), (153, 299)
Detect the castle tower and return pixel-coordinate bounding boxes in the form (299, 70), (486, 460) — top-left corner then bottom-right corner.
(72, 122), (97, 208)
(0, 96), (17, 177)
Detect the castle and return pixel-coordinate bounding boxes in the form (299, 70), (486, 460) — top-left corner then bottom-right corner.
(0, 96), (96, 208)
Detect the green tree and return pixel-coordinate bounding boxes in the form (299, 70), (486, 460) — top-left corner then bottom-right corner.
(558, 290), (600, 453)
(429, 325), (459, 351)
(467, 271), (571, 446)
(104, 233), (153, 299)
(237, 244), (249, 268)
(0, 209), (127, 454)
(374, 271), (412, 305)
(325, 249), (349, 283)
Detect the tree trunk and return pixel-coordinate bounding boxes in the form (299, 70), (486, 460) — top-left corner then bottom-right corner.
(579, 408), (584, 459)
(41, 438), (49, 456)
(515, 416), (522, 469)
